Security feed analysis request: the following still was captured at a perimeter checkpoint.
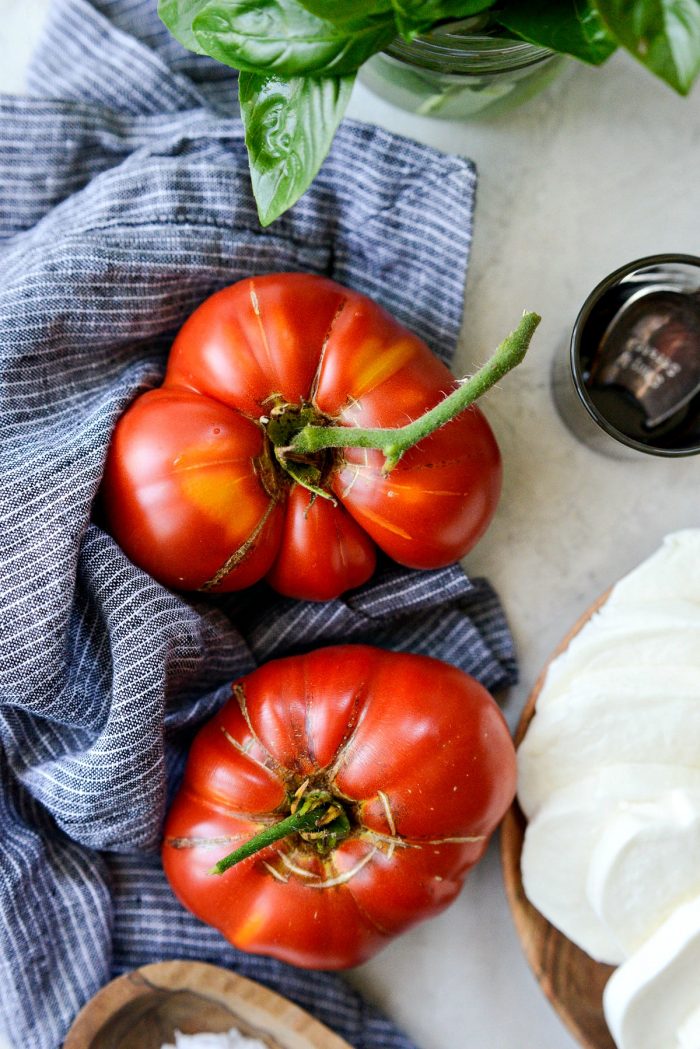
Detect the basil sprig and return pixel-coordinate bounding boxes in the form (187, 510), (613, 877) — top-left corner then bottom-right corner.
(192, 1), (397, 75)
(595, 0), (700, 94)
(159, 0), (700, 226)
(239, 71), (355, 226)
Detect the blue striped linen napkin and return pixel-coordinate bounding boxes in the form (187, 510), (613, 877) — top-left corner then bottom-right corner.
(0, 3), (517, 1048)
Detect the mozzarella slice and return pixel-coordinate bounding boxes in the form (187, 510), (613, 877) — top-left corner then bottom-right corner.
(678, 1004), (700, 1049)
(539, 620), (700, 707)
(534, 531), (700, 712)
(518, 681), (700, 818)
(587, 791), (700, 959)
(605, 531), (700, 609)
(536, 662), (700, 714)
(601, 599), (700, 624)
(517, 530), (700, 1041)
(521, 767), (700, 966)
(603, 894), (700, 1049)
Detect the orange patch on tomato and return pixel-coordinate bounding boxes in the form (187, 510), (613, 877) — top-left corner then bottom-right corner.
(352, 505), (413, 540)
(348, 339), (417, 400)
(180, 463), (263, 536)
(234, 908), (266, 947)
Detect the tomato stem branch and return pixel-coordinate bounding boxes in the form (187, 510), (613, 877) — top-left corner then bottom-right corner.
(289, 311), (541, 472)
(208, 791), (343, 876)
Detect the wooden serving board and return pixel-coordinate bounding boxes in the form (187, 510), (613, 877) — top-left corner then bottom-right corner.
(63, 960), (354, 1049)
(500, 592), (617, 1049)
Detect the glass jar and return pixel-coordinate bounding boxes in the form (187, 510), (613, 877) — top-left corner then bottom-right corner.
(358, 18), (566, 120)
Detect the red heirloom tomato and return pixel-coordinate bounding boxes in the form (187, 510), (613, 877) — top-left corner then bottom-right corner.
(101, 273), (538, 601)
(162, 645), (517, 969)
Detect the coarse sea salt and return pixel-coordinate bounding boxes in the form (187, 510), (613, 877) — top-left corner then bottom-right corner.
(161, 1030), (268, 1049)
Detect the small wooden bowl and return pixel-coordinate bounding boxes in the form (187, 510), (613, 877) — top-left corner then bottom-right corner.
(63, 960), (353, 1049)
(500, 592), (616, 1049)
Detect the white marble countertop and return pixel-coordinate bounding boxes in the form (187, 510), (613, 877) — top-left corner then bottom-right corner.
(1, 3), (698, 1049)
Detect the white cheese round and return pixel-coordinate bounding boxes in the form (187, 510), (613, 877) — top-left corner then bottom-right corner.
(517, 529), (700, 1049)
(587, 791), (700, 959)
(538, 619), (700, 709)
(521, 767), (700, 965)
(605, 531), (700, 608)
(518, 678), (700, 818)
(603, 894), (700, 1049)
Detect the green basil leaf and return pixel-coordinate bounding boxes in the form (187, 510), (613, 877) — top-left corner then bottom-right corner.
(391, 1), (493, 26)
(192, 0), (396, 76)
(239, 72), (354, 226)
(593, 0), (700, 93)
(390, 1), (493, 39)
(391, 0), (493, 19)
(157, 0), (210, 54)
(297, 0), (394, 23)
(496, 1), (617, 65)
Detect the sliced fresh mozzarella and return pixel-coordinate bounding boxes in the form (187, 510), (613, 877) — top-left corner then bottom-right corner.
(678, 1004), (700, 1049)
(535, 532), (700, 711)
(605, 531), (700, 609)
(518, 681), (700, 818)
(600, 598), (700, 624)
(537, 662), (700, 714)
(520, 767), (700, 966)
(603, 894), (700, 1049)
(539, 621), (700, 706)
(587, 791), (700, 958)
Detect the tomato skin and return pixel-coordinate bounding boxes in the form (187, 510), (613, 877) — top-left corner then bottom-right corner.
(102, 274), (502, 599)
(333, 407), (501, 569)
(265, 486), (376, 601)
(162, 645), (517, 969)
(101, 387), (284, 591)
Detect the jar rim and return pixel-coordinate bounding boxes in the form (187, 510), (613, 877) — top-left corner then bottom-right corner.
(386, 24), (554, 73)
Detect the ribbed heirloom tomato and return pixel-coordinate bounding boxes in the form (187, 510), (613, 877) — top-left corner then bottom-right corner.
(162, 645), (517, 969)
(102, 273), (538, 600)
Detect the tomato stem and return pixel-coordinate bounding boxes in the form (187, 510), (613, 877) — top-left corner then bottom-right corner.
(208, 791), (347, 876)
(289, 311), (541, 472)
